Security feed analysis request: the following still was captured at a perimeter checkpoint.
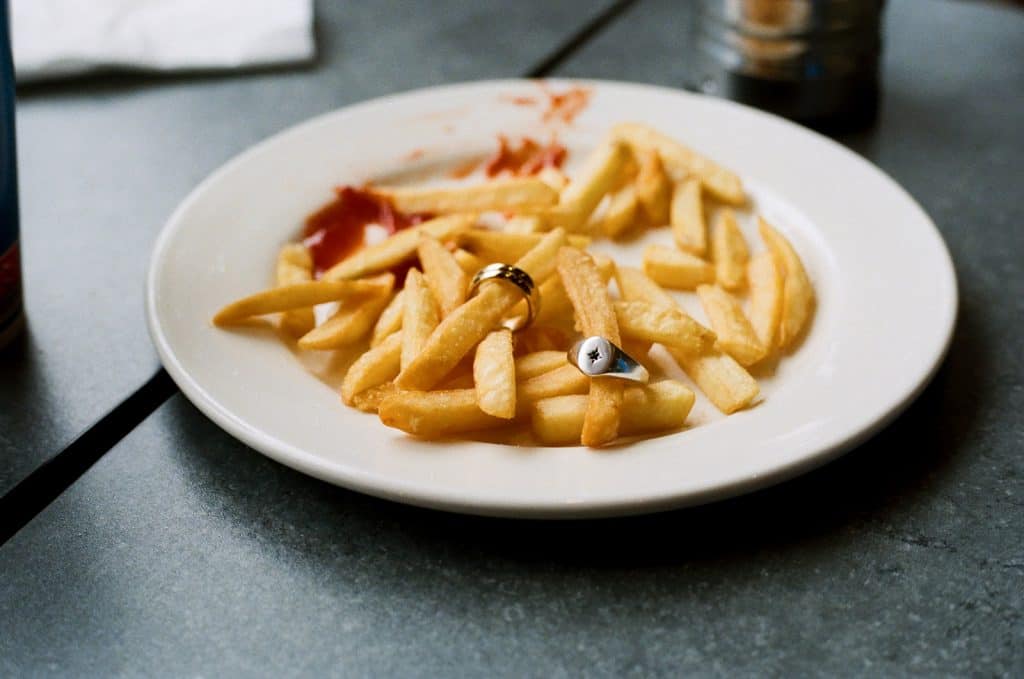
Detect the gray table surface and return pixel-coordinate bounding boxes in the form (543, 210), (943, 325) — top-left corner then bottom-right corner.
(3, 0), (1023, 676)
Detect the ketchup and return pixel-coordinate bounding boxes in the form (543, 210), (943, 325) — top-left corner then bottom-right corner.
(483, 135), (566, 177)
(302, 186), (431, 276)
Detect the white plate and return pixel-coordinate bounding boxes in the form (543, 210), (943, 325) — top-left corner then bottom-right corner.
(147, 80), (957, 518)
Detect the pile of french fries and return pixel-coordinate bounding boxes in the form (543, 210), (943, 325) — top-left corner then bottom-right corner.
(213, 123), (815, 448)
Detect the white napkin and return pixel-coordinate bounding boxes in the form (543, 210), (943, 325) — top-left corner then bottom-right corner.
(12, 0), (315, 83)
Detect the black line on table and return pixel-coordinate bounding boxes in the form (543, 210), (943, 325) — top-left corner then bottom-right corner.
(0, 368), (177, 545)
(524, 0), (638, 77)
(0, 3), (637, 542)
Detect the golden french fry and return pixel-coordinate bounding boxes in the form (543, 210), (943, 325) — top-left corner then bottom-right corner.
(614, 265), (759, 414)
(758, 216), (815, 347)
(341, 332), (402, 405)
(642, 244), (714, 290)
(401, 268), (440, 371)
(516, 363), (590, 413)
(711, 209), (750, 291)
(214, 277), (391, 326)
(611, 122), (745, 205)
(378, 389), (507, 438)
(557, 246), (624, 447)
(453, 248), (486, 275)
(615, 266), (676, 308)
(514, 325), (570, 354)
(275, 243), (316, 337)
(350, 382), (397, 413)
(396, 229), (567, 390)
(297, 274), (395, 350)
(597, 183), (639, 238)
(505, 216), (545, 234)
(747, 250), (783, 350)
(417, 236), (468, 317)
(458, 229), (589, 263)
(377, 178), (557, 215)
(370, 289), (405, 347)
(614, 300), (716, 354)
(634, 149), (671, 225)
(438, 366), (476, 390)
(537, 166), (569, 192)
(321, 213), (472, 281)
(514, 350), (567, 380)
(474, 329), (516, 419)
(670, 179), (708, 256)
(697, 284), (767, 366)
(668, 346), (759, 414)
(555, 139), (630, 231)
(512, 253), (613, 332)
(531, 380), (696, 446)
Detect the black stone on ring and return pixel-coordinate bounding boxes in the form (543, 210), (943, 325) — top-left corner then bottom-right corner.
(468, 263), (541, 332)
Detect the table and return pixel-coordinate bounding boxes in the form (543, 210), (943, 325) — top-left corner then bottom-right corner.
(2, 0), (1022, 675)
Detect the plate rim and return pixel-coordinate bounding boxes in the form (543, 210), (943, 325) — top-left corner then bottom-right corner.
(146, 78), (958, 518)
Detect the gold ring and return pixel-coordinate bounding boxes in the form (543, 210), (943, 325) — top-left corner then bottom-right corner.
(468, 263), (541, 332)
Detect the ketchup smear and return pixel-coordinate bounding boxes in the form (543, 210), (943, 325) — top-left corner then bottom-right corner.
(302, 186), (432, 276)
(484, 135), (566, 178)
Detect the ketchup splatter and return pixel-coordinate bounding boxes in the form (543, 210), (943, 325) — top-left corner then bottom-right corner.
(302, 186), (431, 276)
(484, 135), (566, 177)
(539, 84), (591, 124)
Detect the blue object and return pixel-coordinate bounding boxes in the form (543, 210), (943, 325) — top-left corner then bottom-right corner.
(0, 0), (21, 345)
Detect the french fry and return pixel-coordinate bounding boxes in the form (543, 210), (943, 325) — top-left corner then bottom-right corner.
(376, 178), (557, 215)
(531, 274), (575, 330)
(615, 266), (676, 308)
(350, 382), (397, 413)
(557, 246), (624, 447)
(591, 253), (617, 282)
(611, 122), (745, 205)
(417, 236), (468, 317)
(396, 228), (567, 390)
(746, 250), (783, 350)
(275, 243), (316, 337)
(458, 229), (589, 263)
(438, 361), (476, 390)
(514, 252), (613, 331)
(711, 209), (749, 291)
(615, 266), (758, 414)
(453, 248), (486, 275)
(401, 268), (440, 371)
(341, 332), (402, 405)
(514, 325), (570, 354)
(297, 275), (395, 350)
(537, 166), (569, 192)
(505, 215), (545, 234)
(322, 213), (472, 281)
(670, 179), (707, 256)
(597, 183), (639, 238)
(514, 350), (567, 380)
(634, 149), (671, 225)
(614, 300), (716, 354)
(516, 363), (590, 411)
(213, 277), (391, 326)
(474, 329), (516, 419)
(642, 244), (714, 290)
(555, 139), (630, 231)
(370, 289), (405, 347)
(668, 346), (759, 414)
(531, 380), (696, 446)
(378, 389), (507, 438)
(697, 284), (767, 366)
(758, 217), (815, 347)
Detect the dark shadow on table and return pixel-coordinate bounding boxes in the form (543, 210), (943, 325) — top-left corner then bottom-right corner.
(168, 294), (981, 574)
